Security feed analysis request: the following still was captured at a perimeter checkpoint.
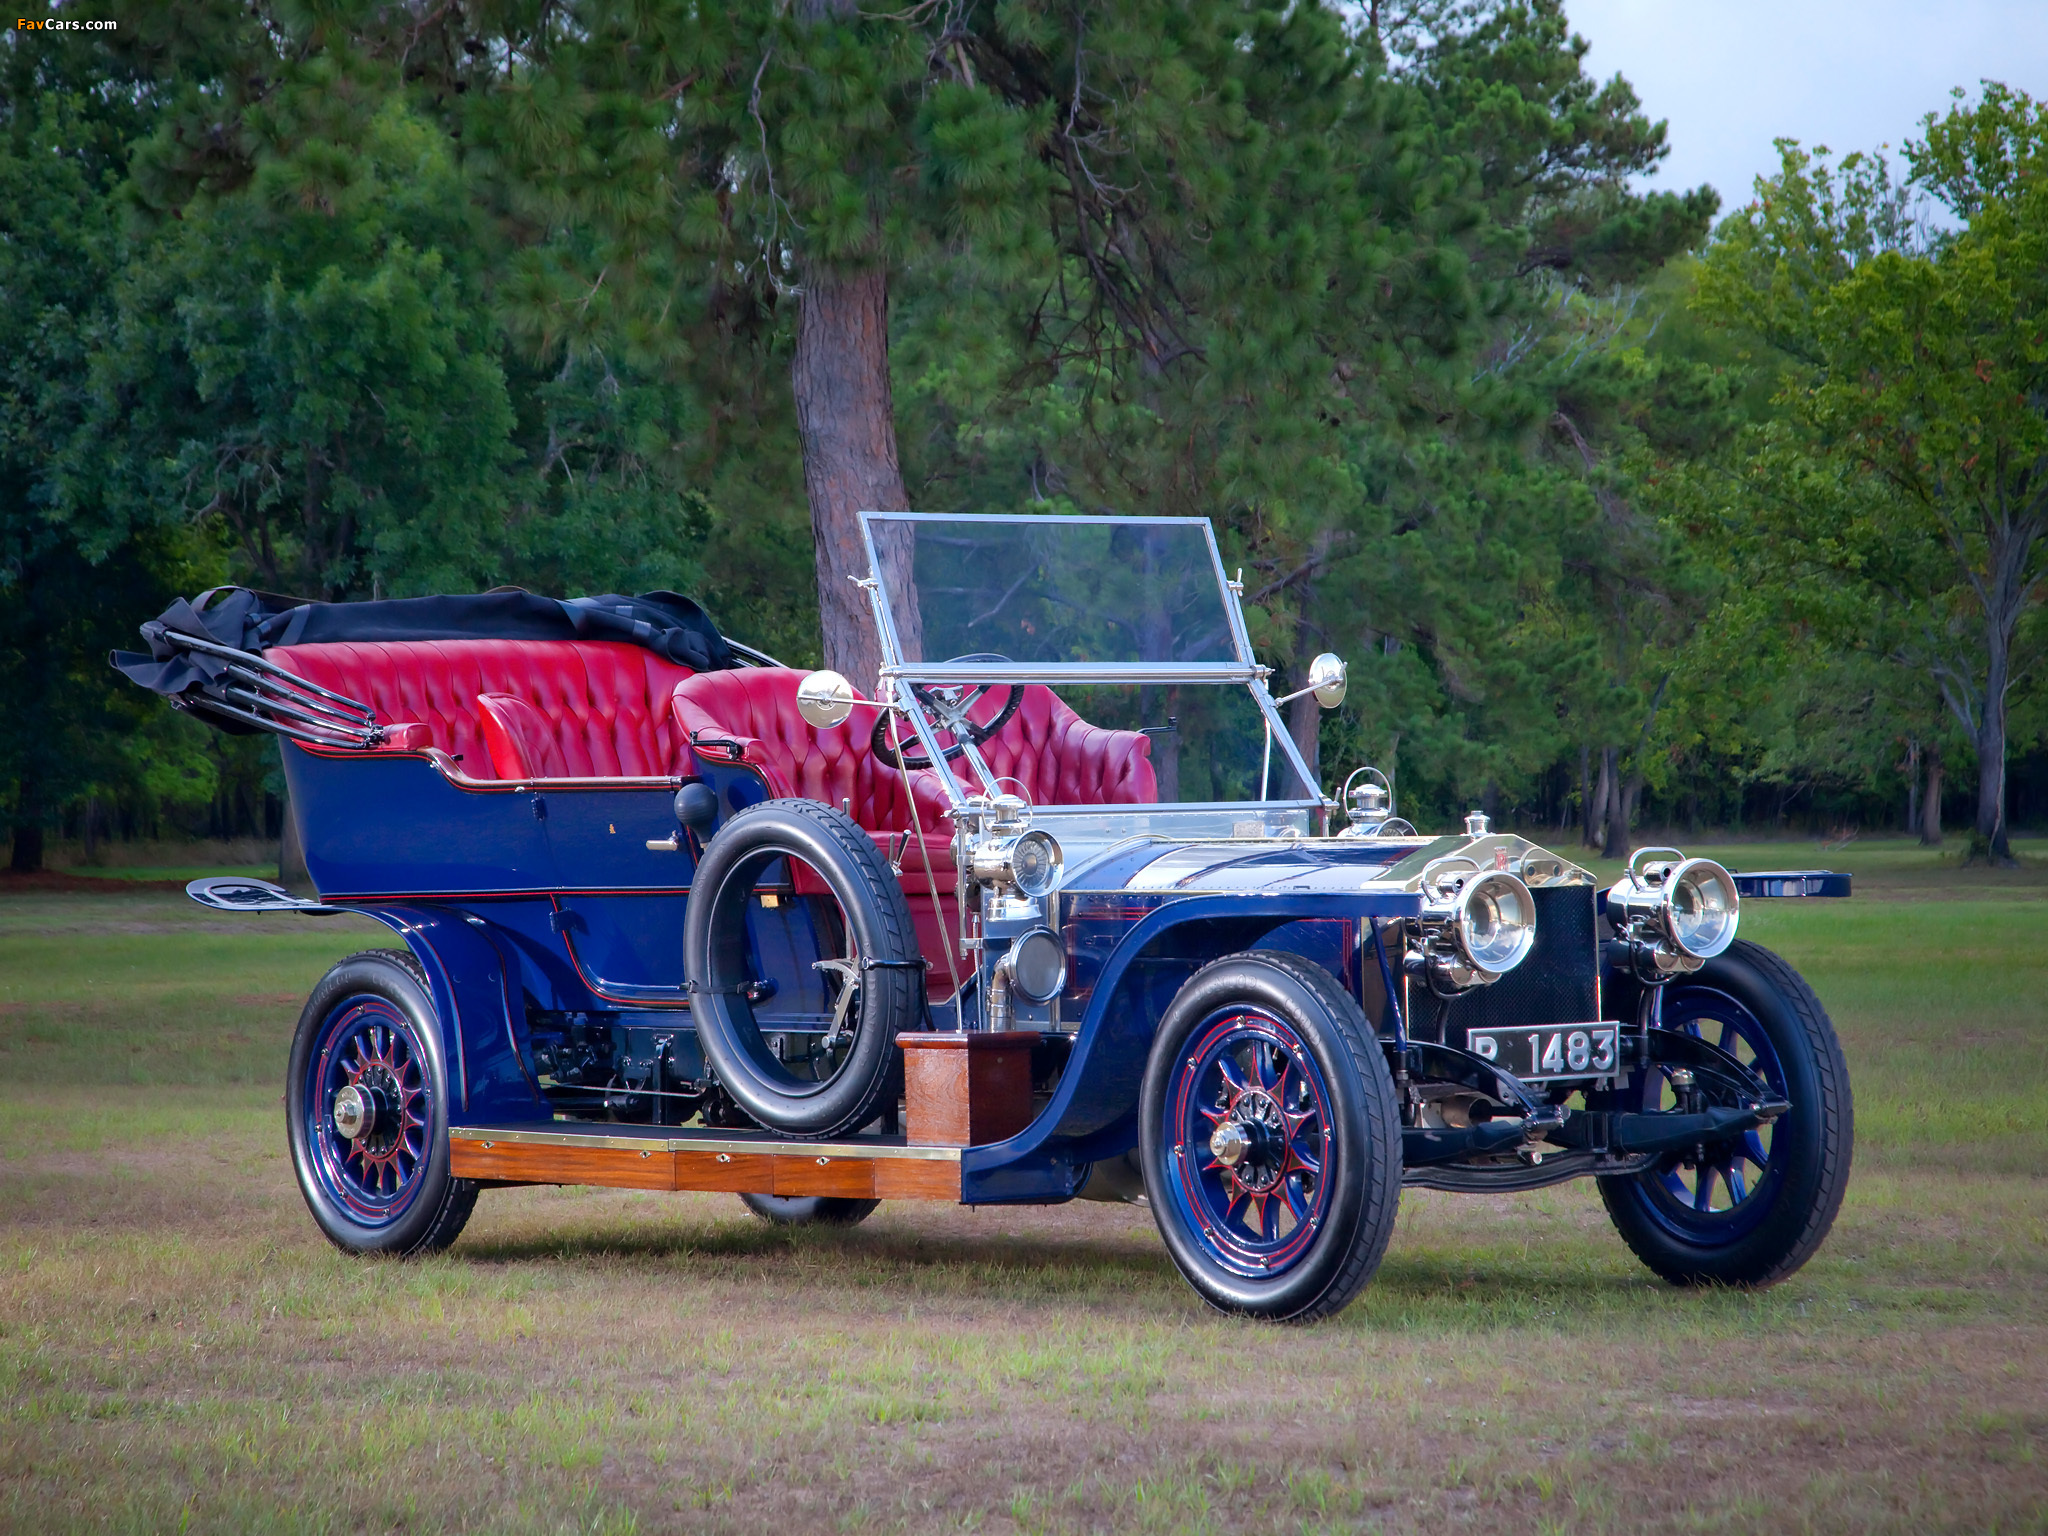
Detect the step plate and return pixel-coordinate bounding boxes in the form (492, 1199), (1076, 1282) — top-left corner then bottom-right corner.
(450, 1123), (963, 1201)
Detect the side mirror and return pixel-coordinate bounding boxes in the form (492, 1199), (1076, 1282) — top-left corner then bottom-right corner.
(796, 669), (857, 729)
(1309, 652), (1347, 709)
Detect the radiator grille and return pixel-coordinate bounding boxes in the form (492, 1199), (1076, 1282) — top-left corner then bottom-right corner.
(1362, 884), (1602, 1044)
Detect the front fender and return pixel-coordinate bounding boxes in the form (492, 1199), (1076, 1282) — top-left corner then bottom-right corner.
(962, 890), (1418, 1203)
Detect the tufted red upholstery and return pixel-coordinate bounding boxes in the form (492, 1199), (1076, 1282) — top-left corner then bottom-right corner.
(669, 669), (952, 834)
(973, 686), (1157, 807)
(670, 669), (1156, 829)
(477, 693), (565, 779)
(267, 640), (696, 778)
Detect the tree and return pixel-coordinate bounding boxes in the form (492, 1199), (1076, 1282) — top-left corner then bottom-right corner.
(71, 18), (717, 607)
(1698, 85), (2048, 861)
(0, 25), (212, 871)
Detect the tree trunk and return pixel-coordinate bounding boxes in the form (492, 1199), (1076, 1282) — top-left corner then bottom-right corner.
(1599, 746), (1629, 860)
(791, 264), (916, 697)
(1905, 739), (1921, 835)
(1973, 668), (2012, 863)
(1920, 746), (1943, 847)
(9, 772), (43, 873)
(1284, 534), (1334, 795)
(1580, 744), (1597, 849)
(1284, 690), (1319, 798)
(8, 823), (43, 874)
(1588, 746), (1613, 852)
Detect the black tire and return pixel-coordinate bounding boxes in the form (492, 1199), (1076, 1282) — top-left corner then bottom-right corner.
(287, 949), (477, 1256)
(683, 799), (922, 1138)
(1600, 940), (1853, 1287)
(738, 1193), (882, 1227)
(1139, 952), (1403, 1321)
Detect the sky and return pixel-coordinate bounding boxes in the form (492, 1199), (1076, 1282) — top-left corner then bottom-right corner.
(1562, 0), (2048, 212)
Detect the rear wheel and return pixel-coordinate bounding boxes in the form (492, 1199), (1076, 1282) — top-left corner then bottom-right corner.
(1139, 952), (1402, 1321)
(1600, 941), (1852, 1286)
(287, 949), (476, 1256)
(738, 1193), (880, 1227)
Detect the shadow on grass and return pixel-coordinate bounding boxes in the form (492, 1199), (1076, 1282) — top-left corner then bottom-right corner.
(449, 1212), (1677, 1328)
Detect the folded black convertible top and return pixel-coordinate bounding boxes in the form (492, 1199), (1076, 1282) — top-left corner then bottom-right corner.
(110, 586), (747, 744)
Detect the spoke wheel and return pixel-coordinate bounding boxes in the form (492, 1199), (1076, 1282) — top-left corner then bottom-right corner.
(1641, 987), (1782, 1237)
(1600, 941), (1853, 1287)
(1140, 952), (1400, 1321)
(312, 998), (431, 1221)
(287, 950), (476, 1256)
(738, 1193), (880, 1227)
(684, 801), (920, 1138)
(1170, 1009), (1333, 1277)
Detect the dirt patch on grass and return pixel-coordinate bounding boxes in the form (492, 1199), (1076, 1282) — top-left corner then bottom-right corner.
(0, 870), (188, 895)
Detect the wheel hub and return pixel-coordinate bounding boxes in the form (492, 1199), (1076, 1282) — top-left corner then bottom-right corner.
(342, 1059), (406, 1159)
(332, 1079), (393, 1144)
(1211, 1086), (1286, 1193)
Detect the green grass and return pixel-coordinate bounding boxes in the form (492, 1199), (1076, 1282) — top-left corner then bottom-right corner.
(1, 842), (2044, 1534)
(42, 862), (283, 883)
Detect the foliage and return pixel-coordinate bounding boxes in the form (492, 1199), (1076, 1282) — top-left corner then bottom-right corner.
(3, 3), (2043, 861)
(0, 29), (221, 868)
(1697, 85), (2048, 860)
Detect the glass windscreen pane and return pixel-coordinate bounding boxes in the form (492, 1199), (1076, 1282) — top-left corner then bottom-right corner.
(1048, 683), (1316, 804)
(925, 680), (1315, 807)
(869, 516), (1240, 667)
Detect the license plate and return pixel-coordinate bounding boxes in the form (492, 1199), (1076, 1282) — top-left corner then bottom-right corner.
(1465, 1023), (1621, 1081)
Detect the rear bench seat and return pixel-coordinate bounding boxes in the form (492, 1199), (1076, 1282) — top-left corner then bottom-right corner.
(263, 645), (1153, 1002)
(265, 639), (697, 778)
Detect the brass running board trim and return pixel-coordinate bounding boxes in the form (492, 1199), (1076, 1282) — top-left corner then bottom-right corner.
(450, 1124), (963, 1161)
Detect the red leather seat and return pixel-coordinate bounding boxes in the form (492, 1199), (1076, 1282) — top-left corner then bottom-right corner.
(671, 668), (1157, 825)
(266, 640), (696, 778)
(669, 669), (953, 841)
(974, 686), (1157, 807)
(671, 668), (1155, 1000)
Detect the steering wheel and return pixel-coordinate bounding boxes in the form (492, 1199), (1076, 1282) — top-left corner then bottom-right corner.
(871, 653), (1024, 770)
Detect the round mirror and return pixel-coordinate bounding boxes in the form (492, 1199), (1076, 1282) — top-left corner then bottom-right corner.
(795, 669), (857, 730)
(1309, 652), (1347, 709)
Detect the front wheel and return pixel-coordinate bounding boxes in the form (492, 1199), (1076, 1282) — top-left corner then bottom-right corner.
(1599, 941), (1853, 1287)
(287, 949), (477, 1256)
(1139, 952), (1402, 1321)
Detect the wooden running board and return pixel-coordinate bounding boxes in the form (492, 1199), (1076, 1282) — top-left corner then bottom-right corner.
(450, 1124), (963, 1201)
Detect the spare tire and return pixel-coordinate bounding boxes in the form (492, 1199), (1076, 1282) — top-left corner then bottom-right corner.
(683, 799), (922, 1138)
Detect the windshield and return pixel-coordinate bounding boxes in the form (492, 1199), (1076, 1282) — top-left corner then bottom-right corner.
(862, 513), (1247, 674)
(860, 512), (1326, 818)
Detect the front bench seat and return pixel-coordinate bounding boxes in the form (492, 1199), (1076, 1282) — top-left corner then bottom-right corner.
(668, 668), (954, 849)
(671, 668), (1158, 1004)
(265, 639), (697, 777)
(668, 667), (1158, 858)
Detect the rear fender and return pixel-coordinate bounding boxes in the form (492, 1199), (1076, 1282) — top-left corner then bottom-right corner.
(352, 904), (547, 1124)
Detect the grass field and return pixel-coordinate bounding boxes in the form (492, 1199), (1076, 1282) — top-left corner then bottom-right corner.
(1, 838), (2044, 1534)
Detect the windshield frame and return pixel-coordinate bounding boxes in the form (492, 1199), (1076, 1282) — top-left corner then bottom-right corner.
(858, 511), (1258, 683)
(858, 511), (1329, 819)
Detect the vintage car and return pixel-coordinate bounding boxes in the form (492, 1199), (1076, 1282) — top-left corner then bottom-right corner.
(115, 513), (1852, 1320)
